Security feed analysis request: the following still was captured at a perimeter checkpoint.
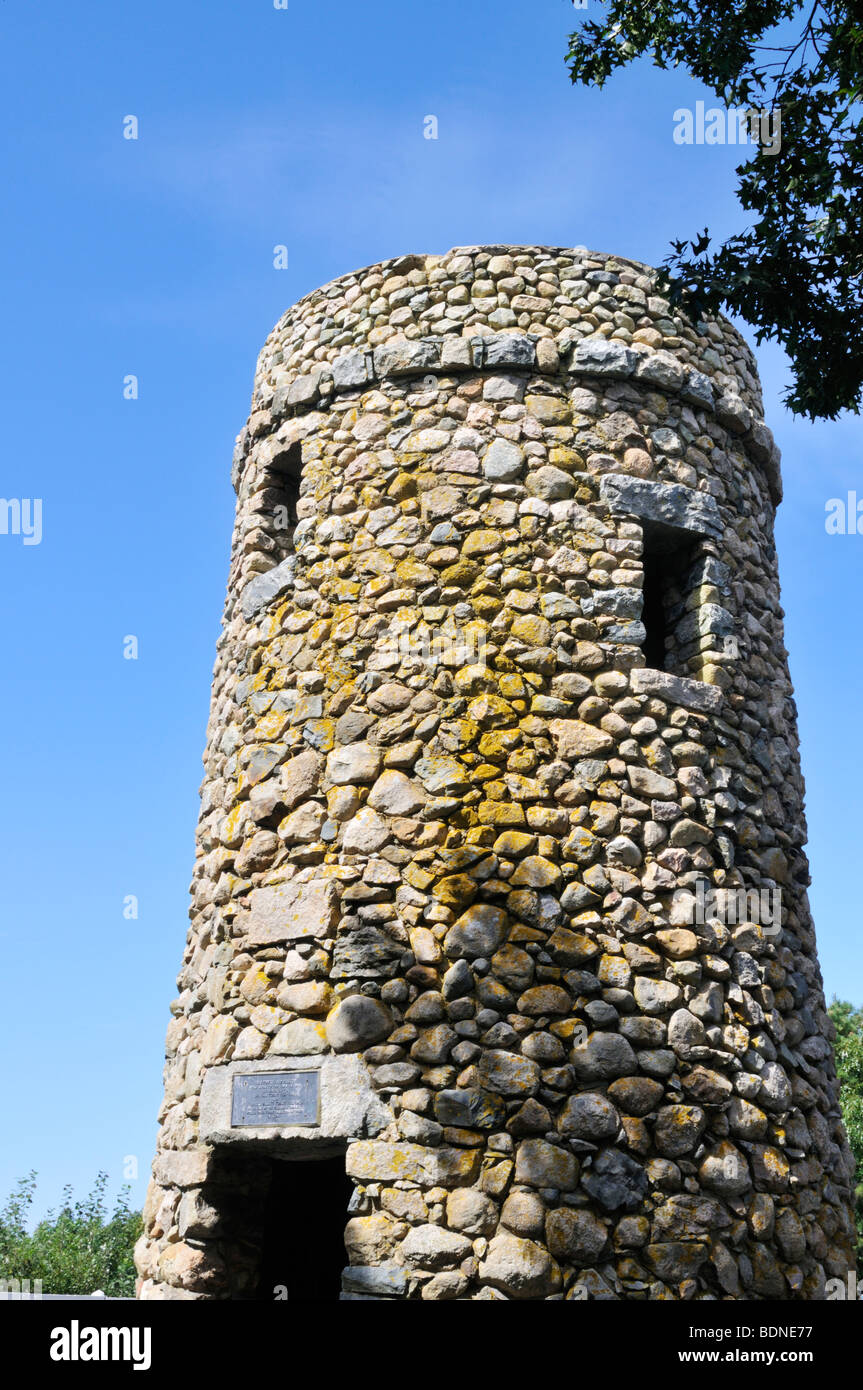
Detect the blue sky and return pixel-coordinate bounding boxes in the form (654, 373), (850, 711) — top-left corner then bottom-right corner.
(0, 0), (859, 1221)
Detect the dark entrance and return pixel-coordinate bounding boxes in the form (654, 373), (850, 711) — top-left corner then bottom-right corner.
(255, 1153), (352, 1301)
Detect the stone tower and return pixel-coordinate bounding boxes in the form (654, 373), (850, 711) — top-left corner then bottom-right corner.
(136, 245), (856, 1302)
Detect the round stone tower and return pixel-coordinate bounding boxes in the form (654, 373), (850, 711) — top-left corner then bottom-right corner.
(136, 245), (856, 1302)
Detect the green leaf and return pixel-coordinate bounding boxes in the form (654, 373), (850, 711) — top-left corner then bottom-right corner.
(566, 0), (863, 418)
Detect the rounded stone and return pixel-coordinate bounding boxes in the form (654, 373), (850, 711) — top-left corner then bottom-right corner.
(526, 465), (573, 500)
(699, 1140), (751, 1196)
(654, 1104), (707, 1157)
(582, 1149), (649, 1212)
(571, 1031), (638, 1081)
(325, 742), (382, 785)
(445, 1187), (498, 1236)
(607, 1077), (665, 1116)
(444, 904), (510, 960)
(546, 1208), (609, 1265)
(325, 995), (393, 1052)
(668, 1008), (707, 1055)
(433, 1087), (505, 1130)
(501, 1190), (546, 1238)
(491, 944), (535, 993)
(477, 1049), (540, 1097)
(728, 1096), (769, 1139)
(517, 985), (571, 1016)
(483, 437), (524, 481)
(558, 1091), (621, 1140)
(367, 769), (425, 816)
(421, 1271), (469, 1300)
(521, 1031), (566, 1065)
(515, 1138), (579, 1191)
(341, 805), (389, 853)
(270, 1019), (328, 1055)
(344, 1213), (399, 1264)
(399, 1223), (472, 1270)
(633, 978), (683, 1015)
(478, 1232), (561, 1300)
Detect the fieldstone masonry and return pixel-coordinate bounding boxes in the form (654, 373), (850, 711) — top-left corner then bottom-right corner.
(136, 244), (856, 1301)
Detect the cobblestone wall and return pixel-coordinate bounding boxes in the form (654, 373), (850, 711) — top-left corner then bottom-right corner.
(136, 245), (856, 1301)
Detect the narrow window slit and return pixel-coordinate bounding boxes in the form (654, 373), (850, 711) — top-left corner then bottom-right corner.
(640, 522), (697, 673)
(267, 440), (303, 556)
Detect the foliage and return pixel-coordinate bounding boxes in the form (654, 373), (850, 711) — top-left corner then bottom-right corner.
(0, 1172), (141, 1297)
(566, 1), (863, 419)
(828, 998), (863, 1269)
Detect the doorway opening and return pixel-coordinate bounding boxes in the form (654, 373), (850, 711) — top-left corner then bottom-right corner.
(254, 1152), (352, 1302)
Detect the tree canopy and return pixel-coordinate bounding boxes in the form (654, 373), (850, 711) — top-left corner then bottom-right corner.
(566, 1), (863, 420)
(0, 1172), (141, 1297)
(828, 998), (863, 1269)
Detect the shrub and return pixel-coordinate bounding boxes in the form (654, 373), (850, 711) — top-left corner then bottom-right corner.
(0, 1171), (141, 1297)
(829, 998), (863, 1275)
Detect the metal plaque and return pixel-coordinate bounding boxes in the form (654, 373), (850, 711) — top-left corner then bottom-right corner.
(230, 1070), (320, 1128)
